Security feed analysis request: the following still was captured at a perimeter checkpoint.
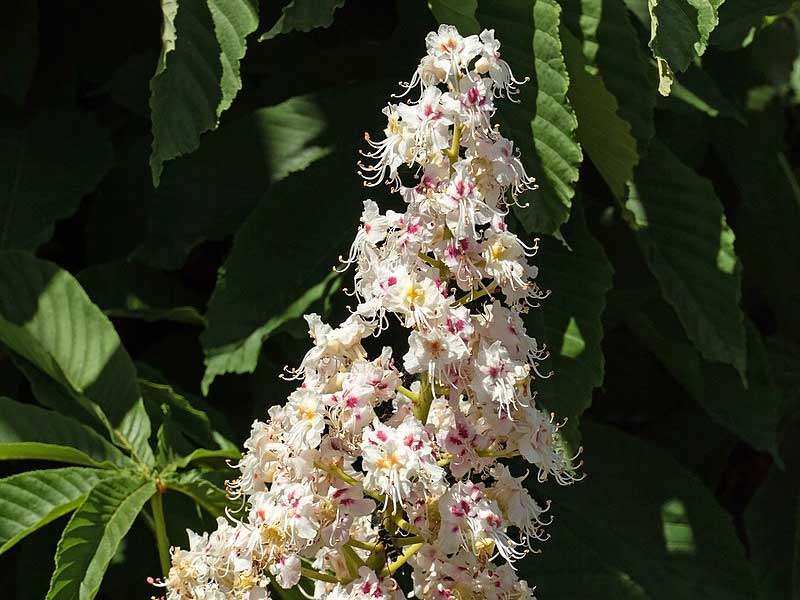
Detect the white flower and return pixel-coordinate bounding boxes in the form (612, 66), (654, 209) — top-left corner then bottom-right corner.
(472, 340), (530, 416)
(438, 482), (525, 563)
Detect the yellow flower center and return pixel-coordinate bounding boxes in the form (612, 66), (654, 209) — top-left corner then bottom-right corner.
(376, 452), (400, 471)
(490, 241), (507, 261)
(405, 284), (424, 306)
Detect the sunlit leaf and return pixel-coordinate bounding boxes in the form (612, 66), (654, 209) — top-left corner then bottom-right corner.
(0, 397), (132, 468)
(0, 252), (153, 464)
(46, 474), (155, 600)
(0, 468), (110, 555)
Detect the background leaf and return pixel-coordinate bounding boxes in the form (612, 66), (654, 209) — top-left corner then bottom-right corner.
(260, 0), (345, 40)
(149, 0), (259, 184)
(0, 0), (38, 107)
(199, 83), (389, 393)
(0, 110), (111, 250)
(625, 141), (746, 377)
(562, 0), (657, 149)
(427, 0), (480, 35)
(562, 28), (639, 199)
(525, 205), (614, 438)
(525, 422), (757, 599)
(139, 95), (335, 269)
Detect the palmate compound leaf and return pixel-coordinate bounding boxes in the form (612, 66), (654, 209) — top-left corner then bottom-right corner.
(0, 467), (111, 555)
(0, 109), (111, 250)
(625, 141), (747, 379)
(45, 474), (156, 600)
(524, 204), (613, 445)
(561, 27), (639, 200)
(474, 0), (583, 234)
(149, 0), (259, 185)
(647, 0), (725, 95)
(0, 396), (132, 468)
(561, 0), (657, 149)
(199, 82), (390, 394)
(524, 422), (756, 599)
(259, 0), (345, 41)
(0, 252), (153, 464)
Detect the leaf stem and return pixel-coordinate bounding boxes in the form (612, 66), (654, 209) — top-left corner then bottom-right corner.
(380, 542), (424, 576)
(314, 461), (386, 503)
(393, 535), (424, 546)
(454, 281), (498, 306)
(348, 538), (379, 552)
(150, 488), (171, 578)
(300, 566), (340, 584)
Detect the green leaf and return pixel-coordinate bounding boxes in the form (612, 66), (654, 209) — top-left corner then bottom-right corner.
(625, 141), (746, 377)
(475, 0), (583, 234)
(427, 0), (480, 35)
(165, 470), (232, 518)
(0, 467), (110, 555)
(526, 422), (756, 599)
(648, 0), (725, 95)
(199, 83), (390, 393)
(167, 447), (241, 472)
(524, 205), (613, 432)
(0, 397), (132, 468)
(77, 262), (204, 325)
(628, 303), (781, 457)
(0, 109), (112, 250)
(137, 365), (237, 451)
(745, 465), (799, 599)
(666, 64), (745, 120)
(562, 0), (657, 148)
(0, 0), (38, 107)
(139, 96), (335, 269)
(712, 0), (791, 50)
(713, 109), (800, 340)
(562, 28), (639, 199)
(260, 0), (344, 40)
(46, 474), (156, 600)
(0, 252), (153, 464)
(149, 0), (259, 185)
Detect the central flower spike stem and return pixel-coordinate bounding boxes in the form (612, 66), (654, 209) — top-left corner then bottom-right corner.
(445, 123), (464, 164)
(150, 487), (171, 578)
(413, 373), (433, 424)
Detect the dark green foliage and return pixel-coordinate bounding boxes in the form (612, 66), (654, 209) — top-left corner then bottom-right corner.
(0, 0), (797, 597)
